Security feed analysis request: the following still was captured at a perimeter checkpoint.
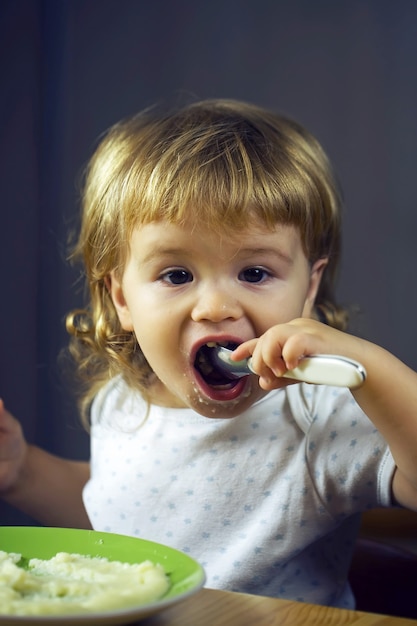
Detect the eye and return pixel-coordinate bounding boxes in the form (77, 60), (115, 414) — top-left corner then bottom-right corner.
(160, 269), (193, 285)
(239, 267), (270, 283)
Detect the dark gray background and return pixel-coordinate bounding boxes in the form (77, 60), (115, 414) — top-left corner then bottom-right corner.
(1, 0), (417, 525)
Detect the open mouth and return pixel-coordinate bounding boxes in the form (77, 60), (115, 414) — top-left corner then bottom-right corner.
(194, 341), (239, 389)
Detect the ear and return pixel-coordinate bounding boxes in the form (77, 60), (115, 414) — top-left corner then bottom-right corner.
(105, 272), (134, 331)
(301, 258), (328, 318)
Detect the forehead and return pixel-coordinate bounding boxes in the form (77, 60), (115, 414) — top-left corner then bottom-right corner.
(128, 219), (306, 262)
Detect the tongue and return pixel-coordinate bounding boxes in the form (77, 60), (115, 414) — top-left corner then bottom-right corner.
(205, 370), (237, 388)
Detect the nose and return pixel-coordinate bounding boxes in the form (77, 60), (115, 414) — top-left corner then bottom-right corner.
(191, 283), (243, 323)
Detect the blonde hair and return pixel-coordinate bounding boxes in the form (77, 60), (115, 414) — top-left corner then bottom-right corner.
(67, 99), (347, 422)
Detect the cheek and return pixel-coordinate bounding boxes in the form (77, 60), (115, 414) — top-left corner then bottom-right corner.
(131, 310), (176, 365)
(257, 290), (310, 328)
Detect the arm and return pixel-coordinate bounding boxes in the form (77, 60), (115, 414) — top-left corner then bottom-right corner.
(233, 318), (417, 512)
(0, 399), (91, 528)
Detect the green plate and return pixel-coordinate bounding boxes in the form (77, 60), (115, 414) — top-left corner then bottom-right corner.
(0, 526), (206, 625)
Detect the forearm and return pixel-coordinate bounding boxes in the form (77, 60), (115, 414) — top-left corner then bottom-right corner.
(2, 444), (91, 529)
(352, 342), (417, 509)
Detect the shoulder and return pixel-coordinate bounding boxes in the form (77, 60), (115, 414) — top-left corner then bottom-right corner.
(90, 376), (148, 428)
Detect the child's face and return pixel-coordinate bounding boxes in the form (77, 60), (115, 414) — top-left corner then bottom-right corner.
(108, 219), (325, 418)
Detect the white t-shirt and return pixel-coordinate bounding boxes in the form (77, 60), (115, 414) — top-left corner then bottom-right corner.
(83, 376), (395, 608)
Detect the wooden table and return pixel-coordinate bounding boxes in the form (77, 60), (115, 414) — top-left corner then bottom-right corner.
(141, 588), (417, 625)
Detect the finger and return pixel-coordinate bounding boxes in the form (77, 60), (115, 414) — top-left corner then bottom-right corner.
(250, 336), (287, 378)
(231, 339), (258, 361)
(258, 372), (296, 391)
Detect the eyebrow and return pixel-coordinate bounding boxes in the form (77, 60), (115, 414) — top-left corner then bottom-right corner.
(232, 247), (294, 265)
(139, 246), (191, 265)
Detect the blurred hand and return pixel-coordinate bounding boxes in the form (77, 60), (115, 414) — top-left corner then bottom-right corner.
(0, 399), (28, 495)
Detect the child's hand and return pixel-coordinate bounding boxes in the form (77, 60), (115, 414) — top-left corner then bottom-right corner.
(232, 318), (358, 390)
(0, 399), (28, 495)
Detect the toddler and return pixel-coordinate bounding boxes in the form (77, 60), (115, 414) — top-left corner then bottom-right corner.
(1, 99), (417, 609)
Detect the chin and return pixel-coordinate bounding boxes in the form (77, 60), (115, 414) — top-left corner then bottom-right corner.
(186, 385), (258, 420)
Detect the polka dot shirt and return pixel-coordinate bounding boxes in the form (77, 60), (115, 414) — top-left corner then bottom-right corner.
(83, 376), (394, 608)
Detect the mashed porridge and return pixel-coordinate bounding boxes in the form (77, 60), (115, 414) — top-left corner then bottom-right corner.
(0, 550), (170, 616)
